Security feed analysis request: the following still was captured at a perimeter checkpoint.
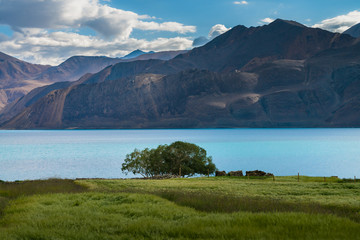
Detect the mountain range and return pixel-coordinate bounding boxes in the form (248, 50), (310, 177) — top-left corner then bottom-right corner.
(0, 49), (186, 111)
(1, 19), (360, 129)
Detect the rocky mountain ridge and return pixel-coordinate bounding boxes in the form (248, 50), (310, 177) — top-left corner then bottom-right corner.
(2, 19), (360, 129)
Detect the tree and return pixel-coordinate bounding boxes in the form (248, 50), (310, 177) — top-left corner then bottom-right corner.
(121, 148), (152, 178)
(121, 141), (216, 177)
(162, 141), (215, 176)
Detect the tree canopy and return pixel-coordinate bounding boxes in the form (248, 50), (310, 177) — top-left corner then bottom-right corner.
(121, 141), (216, 178)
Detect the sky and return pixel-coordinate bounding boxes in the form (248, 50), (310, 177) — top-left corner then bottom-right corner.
(0, 0), (359, 65)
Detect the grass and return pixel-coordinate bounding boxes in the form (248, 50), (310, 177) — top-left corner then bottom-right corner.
(0, 192), (359, 240)
(80, 176), (360, 208)
(156, 190), (360, 222)
(0, 179), (87, 216)
(0, 179), (87, 198)
(0, 176), (359, 239)
(0, 196), (8, 217)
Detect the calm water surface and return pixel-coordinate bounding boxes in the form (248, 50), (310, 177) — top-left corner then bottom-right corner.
(0, 129), (359, 181)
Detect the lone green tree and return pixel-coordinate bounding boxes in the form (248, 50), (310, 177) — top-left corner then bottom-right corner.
(121, 141), (216, 177)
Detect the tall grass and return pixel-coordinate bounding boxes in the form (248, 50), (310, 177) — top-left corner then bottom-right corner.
(80, 176), (360, 208)
(0, 179), (87, 198)
(0, 177), (359, 239)
(156, 190), (360, 223)
(80, 176), (360, 223)
(0, 179), (87, 216)
(0, 197), (8, 217)
(1, 192), (359, 240)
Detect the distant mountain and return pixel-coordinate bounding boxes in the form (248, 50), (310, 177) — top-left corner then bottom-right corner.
(129, 50), (188, 61)
(0, 50), (186, 111)
(36, 50), (187, 84)
(343, 23), (360, 38)
(3, 19), (360, 129)
(121, 50), (155, 60)
(122, 50), (187, 61)
(35, 56), (122, 83)
(0, 53), (123, 110)
(0, 52), (50, 87)
(0, 52), (50, 109)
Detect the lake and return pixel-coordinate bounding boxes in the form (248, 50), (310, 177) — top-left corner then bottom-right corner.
(0, 129), (359, 181)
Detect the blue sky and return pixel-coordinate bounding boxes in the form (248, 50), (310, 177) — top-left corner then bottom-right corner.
(0, 0), (359, 65)
(109, 0), (360, 36)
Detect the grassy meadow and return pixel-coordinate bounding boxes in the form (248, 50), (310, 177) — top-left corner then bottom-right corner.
(0, 176), (359, 239)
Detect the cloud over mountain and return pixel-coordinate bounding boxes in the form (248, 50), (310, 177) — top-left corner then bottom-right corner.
(192, 24), (231, 47)
(208, 24), (230, 39)
(260, 18), (275, 24)
(0, 31), (192, 65)
(312, 10), (360, 33)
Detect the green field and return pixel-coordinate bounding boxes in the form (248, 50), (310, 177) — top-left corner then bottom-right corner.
(0, 176), (359, 239)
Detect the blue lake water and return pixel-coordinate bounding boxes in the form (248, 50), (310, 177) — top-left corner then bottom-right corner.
(0, 129), (359, 181)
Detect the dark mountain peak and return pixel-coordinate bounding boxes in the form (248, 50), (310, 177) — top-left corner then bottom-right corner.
(200, 19), (308, 52)
(343, 23), (360, 38)
(269, 19), (306, 28)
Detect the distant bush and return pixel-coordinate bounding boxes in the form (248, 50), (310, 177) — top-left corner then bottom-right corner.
(121, 141), (216, 178)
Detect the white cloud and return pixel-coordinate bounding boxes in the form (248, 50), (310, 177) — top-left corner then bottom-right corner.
(192, 24), (231, 47)
(0, 0), (196, 65)
(312, 10), (360, 33)
(208, 24), (230, 39)
(0, 0), (196, 39)
(233, 1), (248, 5)
(135, 21), (196, 34)
(260, 18), (275, 24)
(0, 31), (193, 65)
